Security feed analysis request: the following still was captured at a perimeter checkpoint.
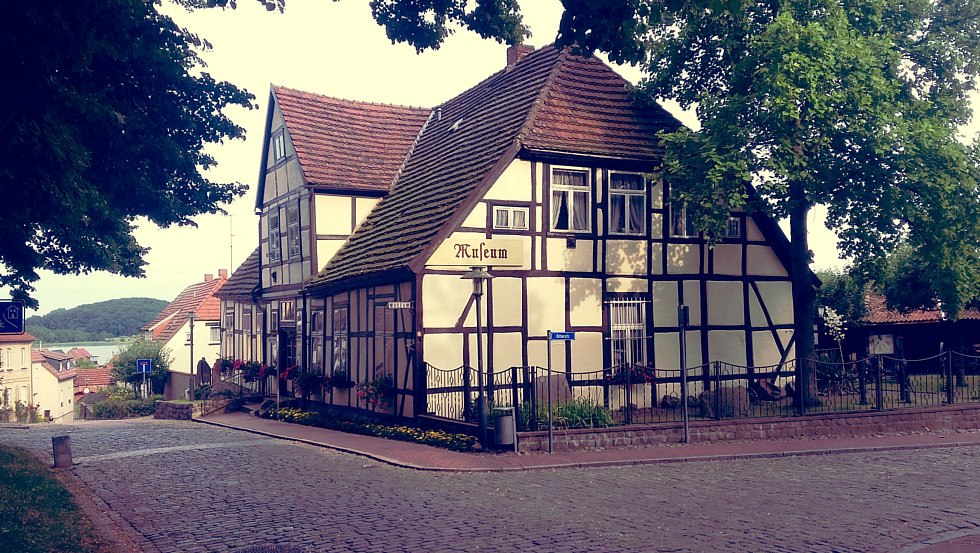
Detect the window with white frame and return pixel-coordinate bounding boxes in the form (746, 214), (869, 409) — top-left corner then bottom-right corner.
(609, 298), (648, 368)
(609, 173), (646, 235)
(286, 202), (301, 260)
(550, 168), (590, 232)
(209, 326), (220, 344)
(670, 202), (696, 237)
(268, 209), (282, 262)
(332, 306), (348, 374)
(272, 131), (286, 163)
(492, 206), (529, 230)
(724, 217), (742, 239)
(280, 301), (295, 322)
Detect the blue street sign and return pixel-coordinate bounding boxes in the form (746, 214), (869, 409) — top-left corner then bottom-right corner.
(549, 331), (576, 341)
(137, 359), (152, 374)
(0, 300), (25, 334)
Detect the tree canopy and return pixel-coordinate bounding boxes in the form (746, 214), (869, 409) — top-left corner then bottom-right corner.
(1, 0), (254, 308)
(111, 337), (173, 394)
(26, 297), (168, 343)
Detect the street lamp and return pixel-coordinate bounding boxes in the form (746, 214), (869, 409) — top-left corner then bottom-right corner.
(188, 310), (196, 401)
(461, 266), (493, 449)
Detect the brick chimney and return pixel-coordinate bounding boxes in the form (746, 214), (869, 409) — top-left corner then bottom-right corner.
(218, 269), (228, 279)
(204, 273), (213, 282)
(507, 43), (535, 67)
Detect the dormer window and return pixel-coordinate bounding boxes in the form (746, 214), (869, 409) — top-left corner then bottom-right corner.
(550, 168), (590, 233)
(272, 131), (286, 163)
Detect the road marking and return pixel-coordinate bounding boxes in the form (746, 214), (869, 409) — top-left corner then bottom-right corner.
(75, 439), (282, 464)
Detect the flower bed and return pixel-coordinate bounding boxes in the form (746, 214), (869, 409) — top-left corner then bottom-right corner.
(263, 407), (476, 452)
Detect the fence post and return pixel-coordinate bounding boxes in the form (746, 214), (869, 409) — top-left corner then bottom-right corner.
(624, 365), (633, 425)
(529, 366), (538, 431)
(796, 358), (805, 416)
(713, 362), (722, 421)
(874, 355), (884, 410)
(510, 366), (520, 430)
(462, 365), (472, 422)
(858, 357), (868, 405)
(945, 349), (955, 405)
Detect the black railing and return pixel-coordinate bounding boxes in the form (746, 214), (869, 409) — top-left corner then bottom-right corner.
(424, 350), (980, 430)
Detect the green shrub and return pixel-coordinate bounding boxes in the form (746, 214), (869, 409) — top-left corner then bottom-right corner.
(533, 398), (613, 429)
(91, 395), (161, 419)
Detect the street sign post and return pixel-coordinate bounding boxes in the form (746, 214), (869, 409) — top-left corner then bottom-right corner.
(137, 359), (152, 398)
(544, 330), (575, 454)
(0, 300), (25, 334)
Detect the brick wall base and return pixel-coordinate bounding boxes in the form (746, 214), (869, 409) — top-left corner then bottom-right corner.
(153, 401), (192, 421)
(517, 405), (980, 453)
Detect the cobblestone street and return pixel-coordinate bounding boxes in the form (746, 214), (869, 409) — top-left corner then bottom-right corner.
(2, 419), (978, 552)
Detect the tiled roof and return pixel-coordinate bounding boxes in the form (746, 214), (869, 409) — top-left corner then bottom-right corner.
(0, 332), (34, 344)
(863, 294), (980, 324)
(67, 347), (93, 360)
(31, 350), (45, 363)
(38, 349), (73, 362)
(521, 53), (679, 159)
(43, 364), (76, 382)
(310, 46), (675, 289)
(141, 275), (227, 344)
(273, 86), (430, 192)
(74, 366), (113, 389)
(215, 247), (260, 301)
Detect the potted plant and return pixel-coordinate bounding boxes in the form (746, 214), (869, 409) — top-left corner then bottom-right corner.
(357, 374), (395, 412)
(326, 369), (355, 390)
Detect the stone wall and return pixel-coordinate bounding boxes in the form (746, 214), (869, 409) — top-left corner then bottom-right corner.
(154, 401), (192, 421)
(517, 405), (980, 453)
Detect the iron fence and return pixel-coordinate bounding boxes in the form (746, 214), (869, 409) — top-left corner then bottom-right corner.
(424, 350), (980, 430)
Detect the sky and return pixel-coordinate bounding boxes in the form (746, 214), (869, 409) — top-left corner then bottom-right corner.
(15, 0), (980, 316)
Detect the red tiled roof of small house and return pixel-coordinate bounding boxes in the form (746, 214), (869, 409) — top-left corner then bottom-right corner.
(141, 273), (228, 344)
(74, 366), (113, 391)
(864, 294), (980, 324)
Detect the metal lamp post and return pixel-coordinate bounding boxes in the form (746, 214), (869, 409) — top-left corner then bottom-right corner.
(188, 311), (196, 401)
(462, 266), (493, 449)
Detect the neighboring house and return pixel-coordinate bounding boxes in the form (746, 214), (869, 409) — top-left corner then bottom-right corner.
(215, 247), (264, 363)
(848, 294), (980, 360)
(31, 349), (76, 422)
(233, 44), (800, 419)
(74, 365), (114, 396)
(67, 347), (96, 365)
(141, 272), (228, 399)
(0, 332), (36, 415)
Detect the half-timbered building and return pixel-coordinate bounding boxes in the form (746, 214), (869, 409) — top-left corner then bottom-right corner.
(272, 44), (802, 419)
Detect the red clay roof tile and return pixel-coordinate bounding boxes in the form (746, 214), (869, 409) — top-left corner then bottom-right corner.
(0, 332), (35, 344)
(864, 294), (980, 324)
(141, 276), (227, 344)
(273, 86), (430, 192)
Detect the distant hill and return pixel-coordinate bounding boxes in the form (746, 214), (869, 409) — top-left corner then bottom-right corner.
(27, 297), (168, 343)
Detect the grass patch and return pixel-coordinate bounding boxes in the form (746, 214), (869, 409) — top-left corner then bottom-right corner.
(0, 446), (114, 553)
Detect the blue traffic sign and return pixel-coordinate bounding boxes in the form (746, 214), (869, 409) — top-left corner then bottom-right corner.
(549, 331), (576, 341)
(137, 359), (152, 374)
(0, 300), (25, 334)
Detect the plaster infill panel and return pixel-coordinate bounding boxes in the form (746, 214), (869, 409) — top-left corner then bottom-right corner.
(461, 202), (487, 229)
(315, 195), (353, 236)
(754, 281), (794, 327)
(571, 332), (603, 373)
(526, 277), (566, 337)
(650, 212), (664, 240)
(706, 281), (744, 326)
(712, 244), (742, 276)
(490, 332), (524, 374)
(569, 278), (602, 328)
(354, 197), (379, 229)
(752, 330), (784, 367)
(546, 238), (594, 272)
(606, 240), (647, 276)
(747, 245), (789, 277)
(528, 339), (565, 372)
(652, 281), (679, 328)
(652, 330), (703, 370)
(607, 277), (648, 294)
(682, 280), (702, 325)
(667, 244), (700, 274)
(422, 274), (474, 329)
(746, 217), (765, 241)
(484, 159), (532, 202)
(650, 181), (664, 209)
(423, 333), (462, 371)
(490, 277), (523, 328)
(708, 330), (747, 367)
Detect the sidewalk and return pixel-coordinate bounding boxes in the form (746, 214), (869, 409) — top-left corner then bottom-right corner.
(196, 411), (980, 472)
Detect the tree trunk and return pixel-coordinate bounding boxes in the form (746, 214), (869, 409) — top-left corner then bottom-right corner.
(789, 180), (819, 408)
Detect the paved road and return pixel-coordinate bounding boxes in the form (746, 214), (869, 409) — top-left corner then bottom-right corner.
(2, 419), (978, 552)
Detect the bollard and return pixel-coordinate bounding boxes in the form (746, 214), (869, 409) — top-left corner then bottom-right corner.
(52, 435), (73, 468)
